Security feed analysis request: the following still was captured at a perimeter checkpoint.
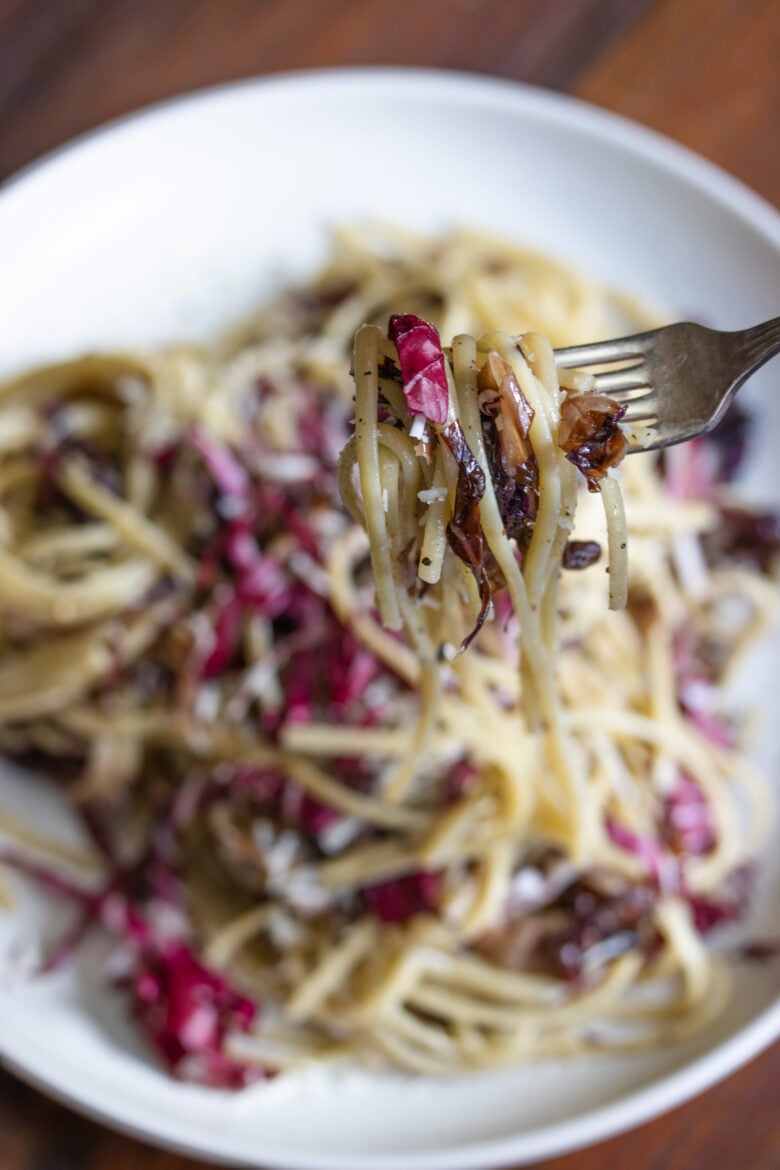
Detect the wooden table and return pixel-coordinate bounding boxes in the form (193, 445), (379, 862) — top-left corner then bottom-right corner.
(0, 1), (778, 1167)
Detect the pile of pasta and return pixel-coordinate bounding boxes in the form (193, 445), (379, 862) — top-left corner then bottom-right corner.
(0, 228), (775, 1081)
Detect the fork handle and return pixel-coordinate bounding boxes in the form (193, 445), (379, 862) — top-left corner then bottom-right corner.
(730, 316), (780, 384)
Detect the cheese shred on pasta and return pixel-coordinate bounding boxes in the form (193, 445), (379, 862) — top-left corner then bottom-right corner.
(0, 227), (776, 1085)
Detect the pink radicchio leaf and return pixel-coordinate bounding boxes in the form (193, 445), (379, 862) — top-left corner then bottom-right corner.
(662, 775), (718, 857)
(606, 817), (677, 889)
(676, 671), (735, 749)
(0, 848), (153, 972)
(664, 438), (714, 501)
(280, 781), (341, 837)
(673, 631), (734, 745)
(388, 314), (449, 424)
(225, 527), (289, 616)
(330, 629), (381, 708)
(256, 483), (321, 558)
(229, 766), (340, 840)
(0, 847), (102, 973)
(201, 589), (244, 679)
(362, 871), (440, 924)
(233, 765), (286, 805)
(685, 863), (755, 936)
(98, 891), (154, 949)
(444, 757), (479, 804)
(132, 942), (264, 1088)
(191, 428), (251, 505)
(687, 894), (741, 935)
(686, 706), (735, 750)
(0, 847), (96, 905)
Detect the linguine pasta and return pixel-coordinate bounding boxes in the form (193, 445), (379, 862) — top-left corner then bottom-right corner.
(0, 227), (776, 1084)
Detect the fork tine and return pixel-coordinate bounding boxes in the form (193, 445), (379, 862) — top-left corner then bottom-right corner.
(553, 336), (647, 369)
(552, 316), (780, 454)
(592, 366), (652, 394)
(622, 402), (660, 423)
(603, 386), (655, 405)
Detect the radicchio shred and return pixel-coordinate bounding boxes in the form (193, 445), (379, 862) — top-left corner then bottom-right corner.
(440, 420), (491, 648)
(388, 314), (449, 424)
(362, 870), (440, 924)
(558, 393), (627, 491)
(546, 876), (658, 980)
(132, 942), (262, 1088)
(0, 842), (266, 1087)
(477, 353), (539, 544)
(605, 776), (751, 939)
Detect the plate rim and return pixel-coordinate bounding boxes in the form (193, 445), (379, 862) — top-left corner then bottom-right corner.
(2, 65), (779, 243)
(0, 65), (778, 1170)
(3, 996), (780, 1170)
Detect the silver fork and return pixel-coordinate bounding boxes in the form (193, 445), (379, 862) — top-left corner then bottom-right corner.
(553, 317), (780, 451)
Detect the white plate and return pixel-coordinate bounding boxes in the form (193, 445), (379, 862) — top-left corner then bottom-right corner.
(0, 69), (778, 1170)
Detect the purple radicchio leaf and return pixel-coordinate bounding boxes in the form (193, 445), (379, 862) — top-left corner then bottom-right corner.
(191, 427), (251, 504)
(559, 394), (627, 492)
(440, 420), (491, 649)
(388, 314), (449, 424)
(477, 352), (539, 544)
(131, 941), (265, 1088)
(362, 870), (440, 924)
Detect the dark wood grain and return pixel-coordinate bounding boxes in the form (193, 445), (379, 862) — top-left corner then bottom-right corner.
(0, 0), (651, 181)
(0, 0), (778, 1168)
(574, 0), (780, 202)
(1, 1043), (779, 1169)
